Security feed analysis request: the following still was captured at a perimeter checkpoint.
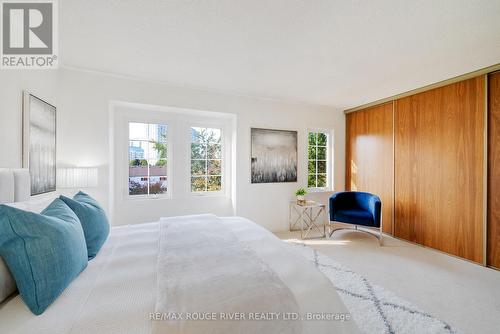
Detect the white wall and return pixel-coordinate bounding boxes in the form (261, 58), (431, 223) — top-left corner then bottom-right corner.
(0, 67), (345, 232)
(0, 71), (59, 168)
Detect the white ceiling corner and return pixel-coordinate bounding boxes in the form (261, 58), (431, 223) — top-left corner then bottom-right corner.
(60, 0), (500, 109)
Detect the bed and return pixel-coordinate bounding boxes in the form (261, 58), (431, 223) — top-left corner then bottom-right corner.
(0, 169), (359, 334)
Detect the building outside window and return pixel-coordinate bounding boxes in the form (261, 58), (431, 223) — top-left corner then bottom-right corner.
(128, 122), (168, 196)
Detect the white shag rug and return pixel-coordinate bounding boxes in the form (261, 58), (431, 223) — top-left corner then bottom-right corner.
(286, 241), (459, 334)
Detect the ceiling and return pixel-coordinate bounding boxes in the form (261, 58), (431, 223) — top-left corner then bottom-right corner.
(60, 0), (500, 109)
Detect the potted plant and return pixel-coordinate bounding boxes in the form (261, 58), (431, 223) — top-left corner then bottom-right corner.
(295, 188), (307, 205)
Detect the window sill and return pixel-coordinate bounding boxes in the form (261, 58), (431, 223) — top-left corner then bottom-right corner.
(307, 188), (333, 193)
(124, 194), (171, 201)
(190, 191), (228, 198)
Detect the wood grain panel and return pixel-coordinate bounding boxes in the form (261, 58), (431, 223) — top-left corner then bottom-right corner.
(346, 102), (394, 235)
(488, 71), (500, 268)
(395, 76), (485, 263)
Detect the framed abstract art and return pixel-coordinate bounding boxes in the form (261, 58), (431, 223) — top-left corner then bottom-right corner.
(251, 128), (297, 183)
(22, 92), (57, 195)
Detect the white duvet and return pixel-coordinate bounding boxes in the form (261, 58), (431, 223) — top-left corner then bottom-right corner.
(0, 215), (358, 334)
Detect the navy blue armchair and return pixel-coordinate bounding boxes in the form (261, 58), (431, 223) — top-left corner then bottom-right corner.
(329, 191), (382, 245)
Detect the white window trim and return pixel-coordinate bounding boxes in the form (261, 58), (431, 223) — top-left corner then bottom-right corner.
(113, 102), (233, 202)
(125, 118), (173, 200)
(307, 128), (334, 192)
(189, 122), (227, 197)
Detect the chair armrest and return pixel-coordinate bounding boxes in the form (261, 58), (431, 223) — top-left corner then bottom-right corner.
(329, 192), (345, 221)
(368, 195), (382, 227)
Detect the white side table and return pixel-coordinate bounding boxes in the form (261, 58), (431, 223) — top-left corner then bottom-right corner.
(289, 201), (327, 239)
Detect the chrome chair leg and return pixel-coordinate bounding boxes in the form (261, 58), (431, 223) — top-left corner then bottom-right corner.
(329, 222), (383, 246)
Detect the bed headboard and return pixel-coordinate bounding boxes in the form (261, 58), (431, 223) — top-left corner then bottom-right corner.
(0, 169), (30, 204)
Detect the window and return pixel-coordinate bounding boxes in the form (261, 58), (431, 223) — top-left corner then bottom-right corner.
(128, 122), (168, 196)
(308, 131), (329, 188)
(190, 127), (222, 192)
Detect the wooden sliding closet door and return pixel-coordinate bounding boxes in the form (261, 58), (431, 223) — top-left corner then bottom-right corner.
(488, 71), (500, 269)
(395, 77), (485, 263)
(346, 102), (394, 235)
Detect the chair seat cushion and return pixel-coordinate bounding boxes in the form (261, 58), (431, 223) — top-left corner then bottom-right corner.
(333, 209), (376, 227)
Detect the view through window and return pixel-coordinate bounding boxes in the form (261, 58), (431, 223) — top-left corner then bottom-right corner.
(191, 127), (222, 192)
(128, 122), (168, 195)
(308, 131), (328, 188)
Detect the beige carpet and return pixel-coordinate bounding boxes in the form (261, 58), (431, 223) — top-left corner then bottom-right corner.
(275, 229), (500, 334)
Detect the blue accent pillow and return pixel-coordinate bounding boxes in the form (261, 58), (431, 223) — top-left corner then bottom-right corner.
(0, 199), (88, 315)
(60, 191), (110, 259)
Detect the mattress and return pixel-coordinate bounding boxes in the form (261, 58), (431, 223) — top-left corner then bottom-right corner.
(0, 216), (358, 334)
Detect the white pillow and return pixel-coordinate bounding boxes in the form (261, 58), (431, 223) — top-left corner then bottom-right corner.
(0, 169), (15, 204)
(0, 257), (16, 303)
(4, 195), (57, 213)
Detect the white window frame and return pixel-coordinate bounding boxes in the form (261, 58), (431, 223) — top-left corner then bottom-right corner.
(125, 118), (173, 200)
(189, 122), (226, 197)
(307, 129), (333, 192)
(113, 102), (233, 202)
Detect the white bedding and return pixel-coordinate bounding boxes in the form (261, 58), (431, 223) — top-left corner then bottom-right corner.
(0, 216), (358, 334)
